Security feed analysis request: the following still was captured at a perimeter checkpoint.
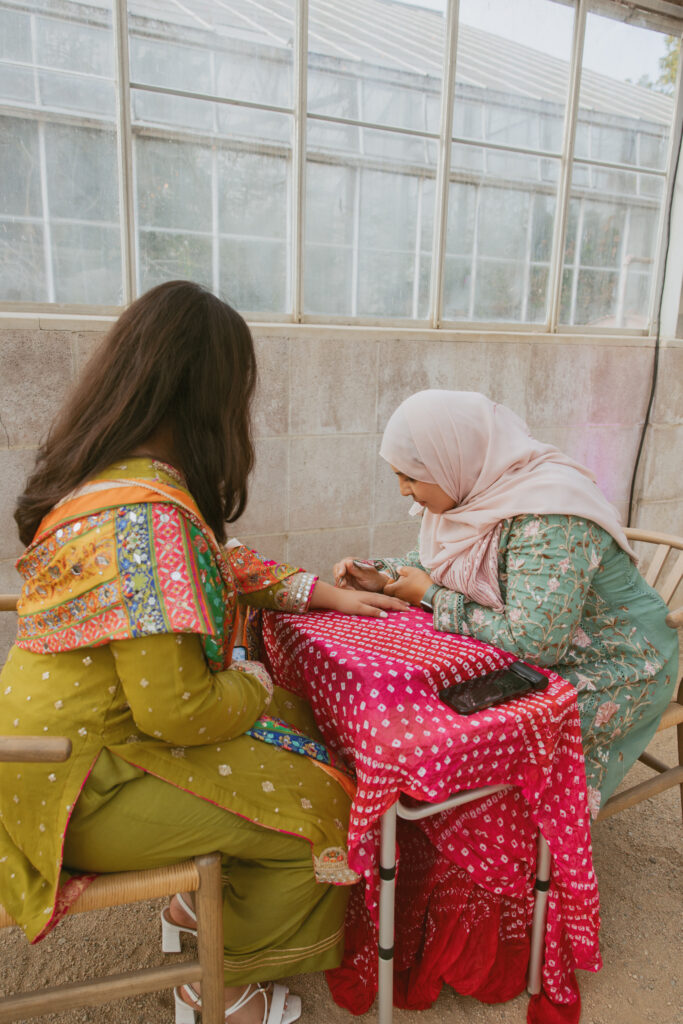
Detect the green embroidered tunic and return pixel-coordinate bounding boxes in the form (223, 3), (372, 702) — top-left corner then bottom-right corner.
(378, 514), (678, 815)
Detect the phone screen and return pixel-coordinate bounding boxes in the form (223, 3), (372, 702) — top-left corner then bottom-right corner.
(439, 662), (548, 715)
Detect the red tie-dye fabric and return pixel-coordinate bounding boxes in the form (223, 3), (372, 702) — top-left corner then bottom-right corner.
(262, 606), (601, 1024)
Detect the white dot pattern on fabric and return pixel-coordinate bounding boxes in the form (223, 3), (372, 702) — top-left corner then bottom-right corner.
(261, 605), (600, 1012)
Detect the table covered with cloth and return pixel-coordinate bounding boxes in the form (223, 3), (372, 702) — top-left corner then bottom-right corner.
(261, 606), (602, 1024)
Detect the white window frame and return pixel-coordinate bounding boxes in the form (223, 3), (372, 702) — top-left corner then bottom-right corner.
(0, 0), (682, 337)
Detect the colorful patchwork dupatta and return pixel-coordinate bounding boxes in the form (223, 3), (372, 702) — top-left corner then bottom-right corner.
(15, 459), (351, 786)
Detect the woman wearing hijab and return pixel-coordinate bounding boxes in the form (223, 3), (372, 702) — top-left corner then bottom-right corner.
(334, 390), (678, 817)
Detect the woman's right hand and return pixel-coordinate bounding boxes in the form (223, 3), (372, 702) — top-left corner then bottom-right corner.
(334, 557), (390, 592)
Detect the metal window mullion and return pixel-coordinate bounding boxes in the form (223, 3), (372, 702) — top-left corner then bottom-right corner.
(113, 0), (136, 304)
(7, 56), (112, 84)
(547, 0), (587, 332)
(291, 0), (308, 322)
(569, 197), (585, 325)
(647, 31), (683, 333)
(211, 147), (220, 295)
(615, 205), (632, 328)
(131, 80), (293, 118)
(521, 193), (534, 323)
(31, 15), (54, 302)
(468, 184), (481, 320)
(351, 165), (361, 317)
(351, 73), (364, 318)
(429, 0), (459, 329)
(412, 176), (423, 319)
(130, 136), (141, 293)
(37, 120), (55, 303)
(29, 13), (39, 107)
(572, 153), (666, 176)
(210, 49), (220, 296)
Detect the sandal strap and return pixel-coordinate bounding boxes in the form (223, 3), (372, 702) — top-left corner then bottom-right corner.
(225, 983), (266, 1018)
(176, 893), (197, 923)
(180, 984), (201, 1008)
(266, 984), (287, 1024)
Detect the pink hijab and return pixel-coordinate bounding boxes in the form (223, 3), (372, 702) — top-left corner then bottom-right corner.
(379, 391), (635, 612)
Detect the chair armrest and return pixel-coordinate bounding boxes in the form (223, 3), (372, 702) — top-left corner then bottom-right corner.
(0, 594), (19, 611)
(0, 737), (72, 762)
(665, 606), (683, 630)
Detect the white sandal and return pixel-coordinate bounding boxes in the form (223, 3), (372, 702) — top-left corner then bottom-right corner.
(173, 982), (301, 1024)
(161, 893), (197, 952)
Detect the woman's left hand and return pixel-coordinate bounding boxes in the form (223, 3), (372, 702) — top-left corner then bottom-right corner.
(309, 579), (408, 617)
(383, 566), (434, 606)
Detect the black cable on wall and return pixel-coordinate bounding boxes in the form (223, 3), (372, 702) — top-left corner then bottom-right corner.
(626, 119), (683, 527)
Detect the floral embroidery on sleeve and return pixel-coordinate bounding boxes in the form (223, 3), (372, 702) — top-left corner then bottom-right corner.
(431, 516), (614, 667)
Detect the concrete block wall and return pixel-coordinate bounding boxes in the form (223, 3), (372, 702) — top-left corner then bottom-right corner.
(1, 321), (681, 662)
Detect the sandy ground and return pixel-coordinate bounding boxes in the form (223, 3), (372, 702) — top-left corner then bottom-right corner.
(1, 728), (681, 1024)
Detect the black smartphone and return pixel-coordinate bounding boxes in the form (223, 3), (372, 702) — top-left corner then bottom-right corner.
(438, 660), (549, 715)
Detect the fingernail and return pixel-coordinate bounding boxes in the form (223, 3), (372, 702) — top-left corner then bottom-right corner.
(379, 611), (388, 618)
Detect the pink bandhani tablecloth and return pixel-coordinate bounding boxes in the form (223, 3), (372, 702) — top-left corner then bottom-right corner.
(261, 606), (601, 1024)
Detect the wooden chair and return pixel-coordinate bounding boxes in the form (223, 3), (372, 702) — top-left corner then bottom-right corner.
(0, 735), (225, 1022)
(597, 528), (683, 822)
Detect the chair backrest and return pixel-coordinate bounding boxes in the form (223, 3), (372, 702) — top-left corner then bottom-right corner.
(624, 528), (683, 628)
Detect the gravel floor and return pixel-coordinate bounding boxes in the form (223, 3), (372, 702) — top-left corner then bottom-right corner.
(1, 729), (681, 1024)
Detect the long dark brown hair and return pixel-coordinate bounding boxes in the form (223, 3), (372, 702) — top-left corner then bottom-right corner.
(15, 280), (257, 547)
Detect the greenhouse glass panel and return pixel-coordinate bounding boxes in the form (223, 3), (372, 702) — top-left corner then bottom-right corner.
(454, 0), (573, 149)
(133, 87), (291, 146)
(218, 151), (288, 239)
(560, 172), (662, 329)
(218, 149), (289, 313)
(0, 222), (45, 302)
(304, 120), (435, 318)
(46, 124), (119, 223)
(0, 0), (120, 305)
(562, 10), (676, 327)
(51, 223), (121, 306)
(304, 244), (353, 316)
(130, 36), (213, 99)
(135, 97), (291, 307)
(0, 116), (41, 218)
(474, 260), (525, 321)
(0, 63), (33, 104)
(128, 0), (294, 108)
(306, 162), (356, 248)
(445, 182), (476, 258)
(357, 248), (417, 318)
(0, 5), (31, 62)
(477, 187), (531, 260)
(527, 264), (549, 323)
(357, 165), (425, 317)
(33, 8), (115, 116)
(443, 255), (472, 320)
(444, 181), (555, 323)
(219, 238), (287, 313)
(304, 161), (355, 315)
(308, 0), (445, 134)
(139, 230), (213, 294)
(574, 268), (619, 325)
(575, 12), (674, 172)
(444, 0), (571, 324)
(452, 145), (559, 187)
(136, 138), (213, 234)
(307, 66), (360, 152)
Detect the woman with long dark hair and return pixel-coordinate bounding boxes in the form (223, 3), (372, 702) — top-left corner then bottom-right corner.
(0, 281), (404, 1024)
